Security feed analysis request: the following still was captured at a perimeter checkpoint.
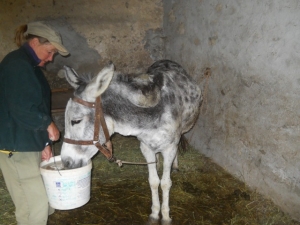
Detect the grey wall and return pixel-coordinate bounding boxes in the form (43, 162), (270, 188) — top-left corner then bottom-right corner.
(163, 0), (300, 221)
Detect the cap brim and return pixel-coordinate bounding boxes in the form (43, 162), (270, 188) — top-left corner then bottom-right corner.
(50, 42), (69, 56)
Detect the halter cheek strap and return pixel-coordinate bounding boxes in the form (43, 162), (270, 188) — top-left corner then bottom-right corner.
(63, 96), (115, 162)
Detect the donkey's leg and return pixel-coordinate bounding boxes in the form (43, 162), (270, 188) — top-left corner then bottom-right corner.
(171, 152), (179, 173)
(156, 153), (160, 171)
(160, 146), (177, 225)
(140, 143), (160, 224)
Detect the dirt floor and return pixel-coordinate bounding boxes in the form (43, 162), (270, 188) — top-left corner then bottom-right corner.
(1, 134), (300, 225)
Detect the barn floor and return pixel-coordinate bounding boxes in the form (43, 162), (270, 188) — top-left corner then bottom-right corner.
(0, 134), (299, 225)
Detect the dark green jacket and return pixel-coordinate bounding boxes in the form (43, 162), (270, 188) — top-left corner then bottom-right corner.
(0, 45), (52, 152)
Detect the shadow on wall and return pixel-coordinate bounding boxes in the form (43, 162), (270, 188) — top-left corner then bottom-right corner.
(143, 28), (165, 61)
(43, 17), (101, 75)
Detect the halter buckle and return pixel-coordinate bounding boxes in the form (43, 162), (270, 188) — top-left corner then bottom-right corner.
(93, 140), (100, 145)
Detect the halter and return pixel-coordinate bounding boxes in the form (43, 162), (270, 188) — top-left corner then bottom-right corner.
(63, 95), (157, 167)
(63, 96), (115, 162)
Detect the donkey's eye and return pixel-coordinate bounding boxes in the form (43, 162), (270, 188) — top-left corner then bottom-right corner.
(71, 120), (82, 126)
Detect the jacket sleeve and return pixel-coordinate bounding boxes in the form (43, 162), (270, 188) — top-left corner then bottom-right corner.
(3, 59), (52, 131)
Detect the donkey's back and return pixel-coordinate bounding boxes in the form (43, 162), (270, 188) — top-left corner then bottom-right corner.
(102, 60), (202, 148)
(147, 60), (202, 133)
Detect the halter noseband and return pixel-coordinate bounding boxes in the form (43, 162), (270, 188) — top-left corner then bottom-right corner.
(63, 96), (115, 162)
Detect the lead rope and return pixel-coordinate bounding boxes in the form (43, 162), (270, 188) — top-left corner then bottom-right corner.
(114, 159), (157, 167)
(98, 141), (157, 167)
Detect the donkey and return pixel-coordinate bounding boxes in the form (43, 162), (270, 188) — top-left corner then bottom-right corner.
(60, 59), (202, 225)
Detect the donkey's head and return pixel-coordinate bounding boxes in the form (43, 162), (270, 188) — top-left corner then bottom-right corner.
(61, 62), (115, 169)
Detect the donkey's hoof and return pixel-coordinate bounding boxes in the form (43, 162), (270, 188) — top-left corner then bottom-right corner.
(146, 216), (160, 225)
(161, 218), (172, 225)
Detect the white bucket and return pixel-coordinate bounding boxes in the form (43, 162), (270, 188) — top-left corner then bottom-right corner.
(40, 155), (92, 210)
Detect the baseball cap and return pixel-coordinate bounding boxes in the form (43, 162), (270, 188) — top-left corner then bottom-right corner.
(24, 21), (69, 56)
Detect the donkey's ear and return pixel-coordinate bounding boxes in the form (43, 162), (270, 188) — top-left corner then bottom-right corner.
(63, 66), (80, 89)
(85, 62), (115, 97)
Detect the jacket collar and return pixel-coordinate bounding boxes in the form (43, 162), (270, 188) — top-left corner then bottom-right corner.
(22, 43), (41, 66)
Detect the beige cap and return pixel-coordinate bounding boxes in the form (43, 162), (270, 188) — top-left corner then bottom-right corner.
(25, 21), (69, 56)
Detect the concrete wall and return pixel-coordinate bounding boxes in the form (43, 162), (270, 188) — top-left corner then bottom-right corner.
(0, 0), (164, 87)
(163, 0), (300, 221)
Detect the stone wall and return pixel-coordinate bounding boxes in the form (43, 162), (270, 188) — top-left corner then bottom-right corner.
(0, 0), (164, 89)
(163, 0), (300, 221)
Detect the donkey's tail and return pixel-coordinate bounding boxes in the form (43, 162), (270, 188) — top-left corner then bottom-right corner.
(178, 135), (189, 155)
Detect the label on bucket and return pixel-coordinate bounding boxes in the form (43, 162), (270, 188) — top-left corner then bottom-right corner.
(43, 171), (91, 210)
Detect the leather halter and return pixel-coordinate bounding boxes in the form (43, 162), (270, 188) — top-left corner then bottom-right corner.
(63, 96), (115, 162)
